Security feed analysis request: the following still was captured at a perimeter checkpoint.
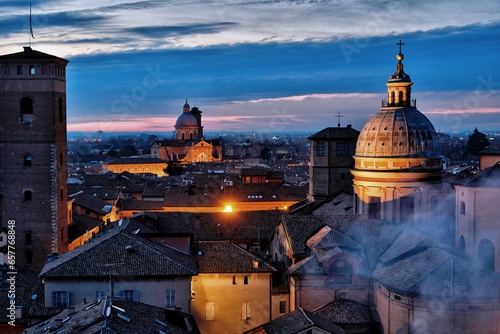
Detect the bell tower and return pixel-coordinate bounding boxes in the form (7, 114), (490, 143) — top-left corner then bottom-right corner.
(0, 47), (69, 270)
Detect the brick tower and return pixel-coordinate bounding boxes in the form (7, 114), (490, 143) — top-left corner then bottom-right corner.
(0, 47), (69, 270)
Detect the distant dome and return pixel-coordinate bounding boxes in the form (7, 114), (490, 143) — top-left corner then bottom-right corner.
(355, 108), (442, 158)
(175, 112), (198, 127)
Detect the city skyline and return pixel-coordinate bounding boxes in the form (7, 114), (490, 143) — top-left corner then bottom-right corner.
(1, 0), (499, 134)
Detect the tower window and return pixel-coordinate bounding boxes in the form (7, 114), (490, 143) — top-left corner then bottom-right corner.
(335, 141), (349, 157)
(58, 98), (63, 122)
(25, 232), (32, 246)
(316, 142), (326, 157)
(24, 154), (32, 167)
(24, 190), (32, 201)
(20, 96), (34, 122)
(244, 276), (249, 285)
(17, 65), (23, 75)
(460, 201), (465, 215)
(29, 65), (35, 75)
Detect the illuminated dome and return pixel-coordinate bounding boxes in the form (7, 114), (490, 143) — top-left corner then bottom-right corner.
(175, 112), (198, 127)
(355, 108), (442, 158)
(355, 42), (442, 161)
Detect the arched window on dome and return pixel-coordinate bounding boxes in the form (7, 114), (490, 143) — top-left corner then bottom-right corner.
(390, 91), (395, 106)
(189, 132), (193, 140)
(478, 239), (495, 271)
(181, 133), (185, 140)
(398, 90), (404, 105)
(328, 259), (353, 285)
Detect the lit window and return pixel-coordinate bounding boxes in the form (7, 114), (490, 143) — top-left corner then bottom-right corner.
(29, 65), (35, 75)
(241, 301), (251, 320)
(205, 302), (215, 321)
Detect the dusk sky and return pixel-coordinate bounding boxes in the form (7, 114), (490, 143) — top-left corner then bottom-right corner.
(1, 0), (499, 135)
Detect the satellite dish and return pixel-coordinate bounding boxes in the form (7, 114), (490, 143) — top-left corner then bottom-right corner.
(105, 306), (111, 317)
(118, 219), (123, 227)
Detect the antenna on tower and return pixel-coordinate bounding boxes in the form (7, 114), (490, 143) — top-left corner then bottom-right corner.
(29, 3), (35, 46)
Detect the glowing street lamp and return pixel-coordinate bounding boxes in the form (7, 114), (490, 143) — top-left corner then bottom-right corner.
(223, 205), (233, 213)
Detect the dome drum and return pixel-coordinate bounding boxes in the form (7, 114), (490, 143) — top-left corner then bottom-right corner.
(354, 156), (443, 171)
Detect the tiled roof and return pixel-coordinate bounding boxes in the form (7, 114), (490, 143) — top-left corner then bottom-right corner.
(285, 215), (500, 299)
(83, 173), (143, 192)
(69, 214), (104, 242)
(454, 162), (500, 187)
(0, 266), (46, 324)
(244, 307), (345, 334)
(69, 191), (113, 215)
(313, 298), (374, 325)
(0, 46), (68, 62)
(23, 298), (200, 334)
(194, 241), (276, 273)
(68, 184), (121, 201)
(153, 211), (282, 242)
(308, 126), (360, 140)
(241, 168), (269, 176)
(119, 198), (166, 210)
(311, 192), (354, 215)
(40, 227), (197, 278)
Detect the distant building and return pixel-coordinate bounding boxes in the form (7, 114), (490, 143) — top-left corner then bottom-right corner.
(105, 157), (168, 176)
(0, 47), (69, 270)
(151, 101), (222, 164)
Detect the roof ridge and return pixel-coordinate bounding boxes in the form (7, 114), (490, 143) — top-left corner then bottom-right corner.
(121, 232), (197, 274)
(299, 307), (314, 327)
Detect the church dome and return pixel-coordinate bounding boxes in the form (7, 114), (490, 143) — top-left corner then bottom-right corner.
(355, 42), (441, 159)
(175, 112), (198, 127)
(355, 108), (442, 158)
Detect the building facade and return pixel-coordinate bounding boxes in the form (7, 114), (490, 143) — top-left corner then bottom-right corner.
(0, 47), (69, 269)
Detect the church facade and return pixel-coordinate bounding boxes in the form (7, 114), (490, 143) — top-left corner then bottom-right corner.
(151, 101), (222, 164)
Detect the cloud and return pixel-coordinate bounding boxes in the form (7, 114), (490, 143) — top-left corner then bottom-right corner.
(125, 22), (238, 38)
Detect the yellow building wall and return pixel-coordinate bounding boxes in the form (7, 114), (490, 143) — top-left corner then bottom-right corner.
(107, 162), (167, 176)
(191, 273), (272, 333)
